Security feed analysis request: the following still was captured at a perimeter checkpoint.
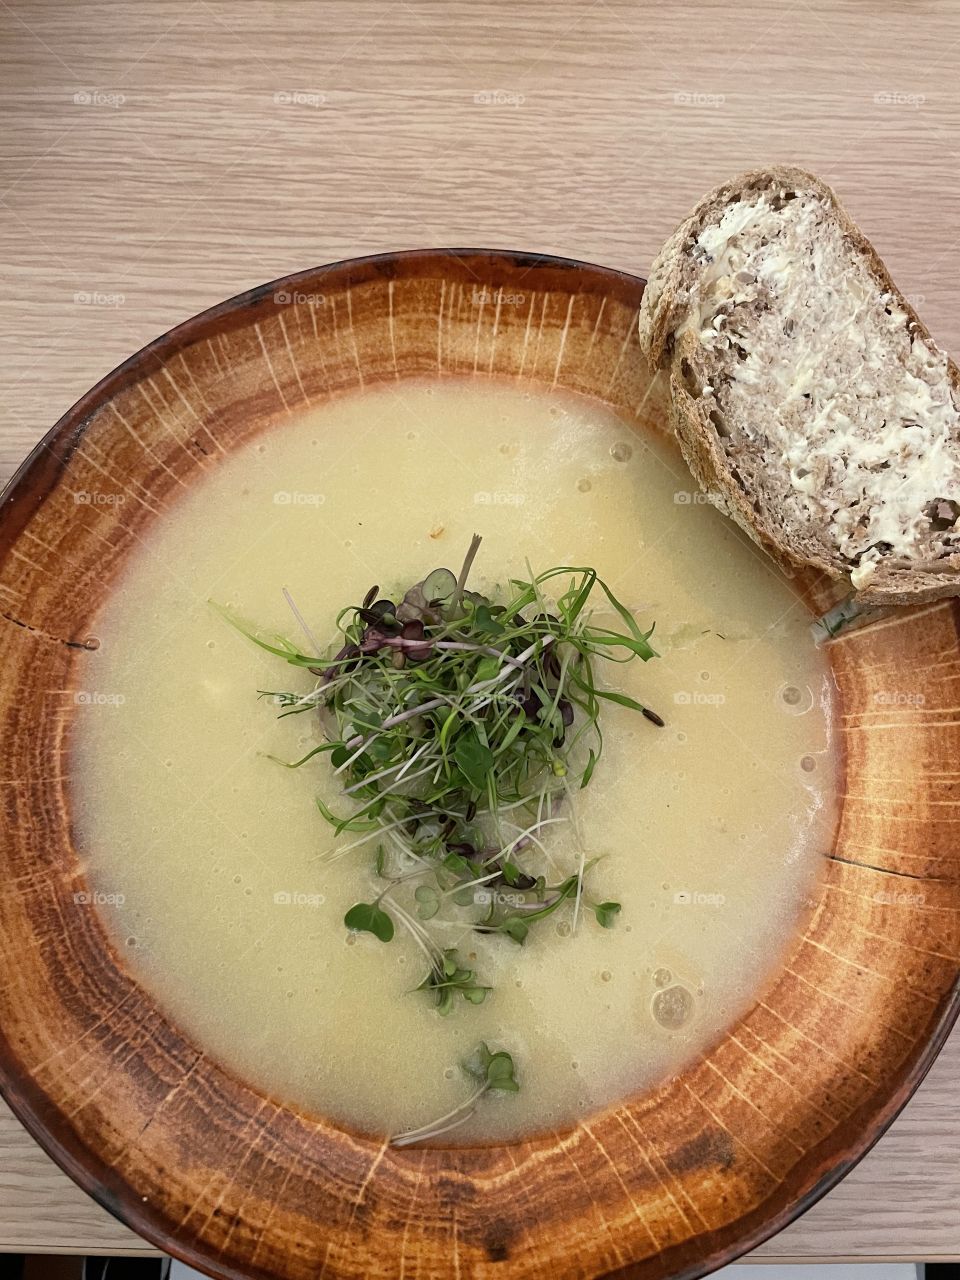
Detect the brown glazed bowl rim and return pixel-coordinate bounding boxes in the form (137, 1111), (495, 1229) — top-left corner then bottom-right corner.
(0, 247), (957, 1280)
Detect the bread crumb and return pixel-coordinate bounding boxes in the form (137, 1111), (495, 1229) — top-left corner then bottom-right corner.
(850, 561), (877, 589)
(429, 525), (445, 540)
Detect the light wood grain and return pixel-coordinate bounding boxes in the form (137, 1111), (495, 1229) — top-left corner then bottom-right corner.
(1, 0), (959, 1263)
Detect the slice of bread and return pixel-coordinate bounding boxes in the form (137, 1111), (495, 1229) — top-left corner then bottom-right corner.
(638, 165), (960, 605)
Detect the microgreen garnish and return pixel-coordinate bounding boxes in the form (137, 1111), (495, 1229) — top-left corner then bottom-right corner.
(416, 948), (491, 1015)
(593, 900), (622, 929)
(464, 1040), (520, 1091)
(475, 871), (583, 944)
(343, 899), (394, 943)
(390, 1041), (519, 1146)
(414, 883), (440, 919)
(215, 535), (662, 1028)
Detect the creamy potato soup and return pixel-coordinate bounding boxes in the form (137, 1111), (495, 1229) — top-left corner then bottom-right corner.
(72, 379), (837, 1142)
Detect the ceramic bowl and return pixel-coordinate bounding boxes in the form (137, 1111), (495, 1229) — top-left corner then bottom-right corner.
(0, 249), (958, 1280)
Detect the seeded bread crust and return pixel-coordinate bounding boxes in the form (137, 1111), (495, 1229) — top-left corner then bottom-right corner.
(638, 165), (960, 606)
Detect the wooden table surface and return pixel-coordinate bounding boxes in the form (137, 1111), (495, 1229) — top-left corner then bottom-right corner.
(2, 0), (960, 1264)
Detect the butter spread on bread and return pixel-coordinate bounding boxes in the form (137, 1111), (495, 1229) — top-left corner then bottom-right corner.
(638, 166), (960, 604)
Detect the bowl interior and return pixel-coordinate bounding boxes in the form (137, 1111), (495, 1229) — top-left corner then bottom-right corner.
(0, 249), (958, 1280)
